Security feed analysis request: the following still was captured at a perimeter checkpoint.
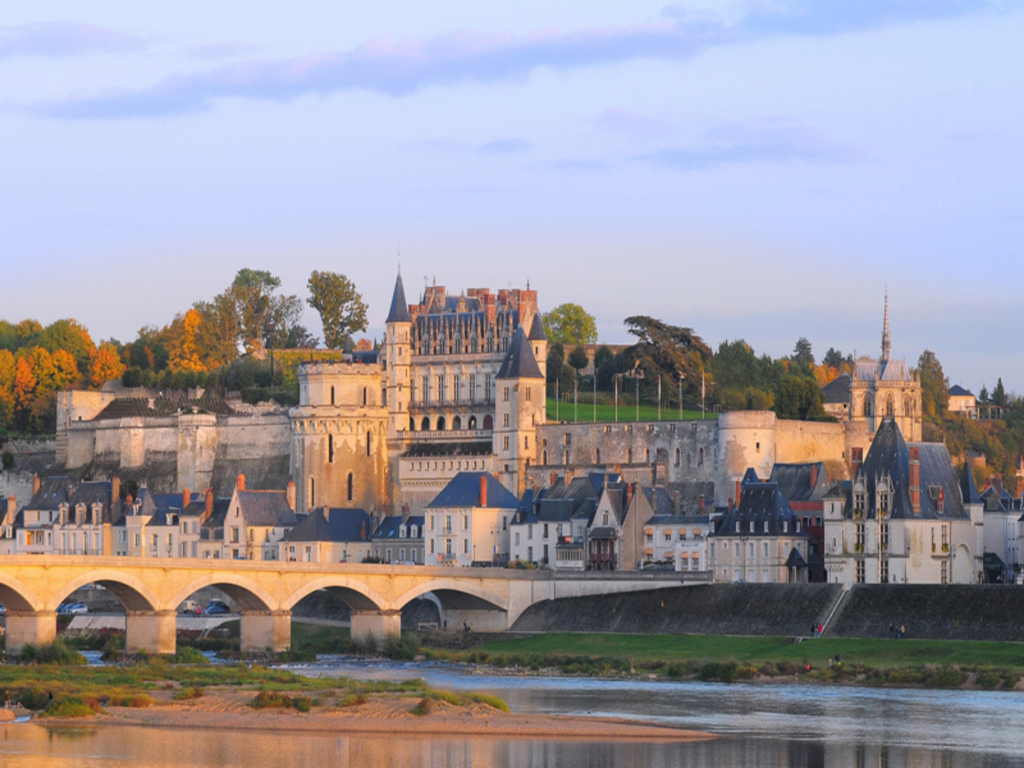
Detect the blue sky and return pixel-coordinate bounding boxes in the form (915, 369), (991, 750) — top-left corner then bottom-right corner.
(2, 1), (1022, 394)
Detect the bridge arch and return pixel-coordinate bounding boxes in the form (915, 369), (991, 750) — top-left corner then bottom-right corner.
(0, 573), (43, 613)
(282, 576), (387, 613)
(394, 579), (508, 614)
(170, 574), (277, 613)
(52, 569), (161, 613)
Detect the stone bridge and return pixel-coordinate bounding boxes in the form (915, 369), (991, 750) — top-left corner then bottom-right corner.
(0, 556), (697, 655)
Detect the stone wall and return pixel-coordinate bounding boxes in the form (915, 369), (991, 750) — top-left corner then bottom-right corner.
(0, 439), (58, 507)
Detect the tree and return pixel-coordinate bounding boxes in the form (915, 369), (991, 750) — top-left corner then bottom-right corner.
(546, 344), (564, 384)
(568, 347), (590, 374)
(792, 337), (815, 367)
(40, 319), (95, 377)
(166, 309), (207, 374)
(89, 344), (126, 388)
(993, 378), (1008, 408)
(12, 357), (37, 432)
(193, 296), (239, 370)
(918, 350), (948, 421)
(230, 269), (283, 353)
(306, 270), (368, 349)
(620, 316), (711, 403)
(979, 385), (989, 404)
(542, 303), (598, 346)
(823, 347), (851, 370)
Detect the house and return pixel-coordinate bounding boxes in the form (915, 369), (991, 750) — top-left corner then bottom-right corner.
(948, 385), (977, 417)
(509, 474), (602, 568)
(280, 507), (373, 563)
(708, 470), (810, 583)
(424, 472), (518, 566)
(16, 476), (72, 555)
(0, 495), (17, 554)
(52, 479), (121, 556)
(370, 514), (425, 564)
(586, 480), (651, 571)
(641, 487), (711, 573)
(221, 476), (299, 561)
(823, 418), (983, 585)
(978, 476), (1021, 583)
(769, 462), (830, 582)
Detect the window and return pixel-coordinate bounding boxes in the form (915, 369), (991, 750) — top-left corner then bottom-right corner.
(880, 558), (889, 583)
(749, 542), (755, 557)
(503, 386), (510, 402)
(880, 523), (889, 552)
(856, 560), (865, 583)
(328, 434), (334, 464)
(330, 385), (335, 405)
(503, 414), (510, 427)
(463, 539), (468, 554)
(855, 523), (865, 552)
(525, 387), (531, 401)
(309, 477), (316, 508)
(763, 542), (769, 558)
(503, 436), (510, 451)
(232, 528), (240, 543)
(367, 431), (371, 457)
(347, 473), (354, 502)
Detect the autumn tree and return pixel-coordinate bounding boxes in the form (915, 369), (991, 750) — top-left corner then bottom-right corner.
(542, 303), (598, 346)
(193, 295), (239, 370)
(12, 356), (37, 432)
(918, 349), (948, 421)
(89, 343), (126, 388)
(306, 270), (368, 349)
(41, 319), (95, 376)
(0, 350), (15, 431)
(166, 308), (207, 373)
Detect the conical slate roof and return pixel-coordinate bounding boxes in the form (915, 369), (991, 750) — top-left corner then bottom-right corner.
(386, 271), (411, 323)
(496, 326), (544, 380)
(528, 312), (546, 341)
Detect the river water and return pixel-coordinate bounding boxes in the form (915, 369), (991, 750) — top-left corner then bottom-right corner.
(1, 657), (1023, 767)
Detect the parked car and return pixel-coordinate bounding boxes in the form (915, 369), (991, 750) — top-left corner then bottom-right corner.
(179, 599), (200, 614)
(65, 602), (89, 614)
(204, 601), (230, 615)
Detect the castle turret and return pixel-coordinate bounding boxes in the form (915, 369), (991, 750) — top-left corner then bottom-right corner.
(527, 311), (548, 384)
(385, 270), (412, 442)
(495, 326), (545, 496)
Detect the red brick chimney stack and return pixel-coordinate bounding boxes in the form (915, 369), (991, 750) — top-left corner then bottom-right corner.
(735, 478), (742, 506)
(699, 495), (706, 515)
(182, 487), (191, 508)
(32, 475), (40, 495)
(203, 488), (214, 523)
(851, 448), (864, 480)
(236, 474), (245, 491)
(550, 471), (557, 487)
(909, 447), (920, 514)
(111, 475), (120, 503)
(810, 464), (818, 489)
(626, 483), (634, 509)
(479, 474), (488, 507)
(673, 490), (681, 515)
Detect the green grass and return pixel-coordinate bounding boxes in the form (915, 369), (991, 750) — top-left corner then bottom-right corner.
(546, 397), (714, 424)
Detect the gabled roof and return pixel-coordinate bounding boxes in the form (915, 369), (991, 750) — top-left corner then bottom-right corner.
(496, 326), (544, 380)
(282, 507), (371, 543)
(770, 462), (830, 503)
(67, 480), (121, 522)
(371, 515), (425, 540)
(711, 477), (807, 538)
(386, 271), (411, 323)
(25, 476), (72, 511)
(821, 373), (851, 404)
(427, 472), (519, 509)
(948, 384), (974, 397)
(961, 467), (981, 506)
(236, 490), (298, 527)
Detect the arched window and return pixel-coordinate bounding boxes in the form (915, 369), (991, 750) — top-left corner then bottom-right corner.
(330, 386), (335, 405)
(363, 387), (368, 406)
(409, 416), (415, 431)
(483, 415), (493, 430)
(309, 477), (316, 508)
(675, 448), (680, 467)
(436, 416), (446, 431)
(366, 431), (371, 457)
(542, 450), (548, 465)
(886, 394), (894, 417)
(645, 448), (650, 463)
(347, 473), (354, 502)
(421, 416), (430, 431)
(452, 415), (462, 430)
(698, 447), (704, 467)
(864, 395), (873, 417)
(595, 448), (601, 464)
(468, 415), (478, 430)
(627, 449), (633, 464)
(328, 434), (334, 464)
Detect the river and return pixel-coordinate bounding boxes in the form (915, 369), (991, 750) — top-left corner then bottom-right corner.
(1, 657), (1023, 767)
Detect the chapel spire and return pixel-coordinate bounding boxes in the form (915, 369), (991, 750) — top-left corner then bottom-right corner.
(386, 269), (411, 324)
(880, 290), (891, 365)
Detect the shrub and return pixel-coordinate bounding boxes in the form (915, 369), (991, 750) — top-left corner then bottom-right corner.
(17, 689), (51, 711)
(411, 697), (434, 716)
(336, 692), (366, 708)
(108, 694), (155, 708)
(39, 697), (99, 718)
(166, 646), (209, 665)
(173, 686), (205, 701)
(351, 631), (378, 656)
(1, 451), (13, 471)
(20, 639), (86, 666)
(977, 670), (1001, 689)
(697, 661), (758, 683)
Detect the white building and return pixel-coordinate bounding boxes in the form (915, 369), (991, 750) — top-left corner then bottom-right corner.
(424, 472), (517, 566)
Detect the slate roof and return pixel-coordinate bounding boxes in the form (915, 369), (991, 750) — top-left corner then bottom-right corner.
(647, 513), (710, 527)
(711, 478), (807, 538)
(785, 547), (808, 568)
(496, 326), (544, 380)
(94, 395), (233, 420)
(527, 312), (546, 341)
(67, 480), (120, 522)
(769, 462), (830, 503)
(25, 476), (72, 511)
(282, 507), (371, 543)
(236, 490), (298, 527)
(948, 384), (974, 397)
(854, 357), (911, 383)
(960, 468), (981, 506)
(821, 373), (851, 404)
(427, 472), (520, 509)
(386, 271), (411, 323)
(371, 515), (425, 541)
(846, 418), (966, 521)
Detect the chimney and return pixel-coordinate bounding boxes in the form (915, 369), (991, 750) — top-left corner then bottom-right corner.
(6, 495), (15, 523)
(626, 483), (634, 509)
(402, 502), (410, 521)
(286, 481), (296, 512)
(550, 471), (557, 487)
(673, 490), (681, 515)
(236, 473), (245, 491)
(735, 478), (742, 506)
(479, 474), (488, 507)
(699, 495), (706, 515)
(360, 520), (367, 540)
(203, 488), (214, 523)
(810, 464), (818, 489)
(909, 446), (920, 514)
(182, 487), (191, 508)
(32, 475), (40, 495)
(111, 475), (120, 503)
(851, 447), (864, 480)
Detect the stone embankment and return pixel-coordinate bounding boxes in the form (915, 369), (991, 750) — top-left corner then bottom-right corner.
(511, 583), (1024, 641)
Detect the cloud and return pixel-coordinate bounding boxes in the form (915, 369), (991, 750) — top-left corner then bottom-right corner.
(0, 21), (146, 58)
(636, 120), (853, 170)
(18, 0), (1020, 118)
(545, 159), (611, 174)
(592, 107), (676, 141)
(477, 138), (531, 155)
(190, 42), (260, 60)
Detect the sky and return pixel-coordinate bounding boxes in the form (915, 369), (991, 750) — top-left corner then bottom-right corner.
(2, 1), (1022, 395)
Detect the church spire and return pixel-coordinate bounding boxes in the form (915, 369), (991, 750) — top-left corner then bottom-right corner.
(386, 269), (411, 324)
(880, 289), (891, 364)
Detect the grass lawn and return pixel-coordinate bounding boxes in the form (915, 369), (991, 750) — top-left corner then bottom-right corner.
(472, 633), (1024, 673)
(546, 398), (714, 423)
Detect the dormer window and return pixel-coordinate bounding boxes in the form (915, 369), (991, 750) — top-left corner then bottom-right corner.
(879, 491), (890, 517)
(782, 520), (788, 534)
(735, 521), (741, 533)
